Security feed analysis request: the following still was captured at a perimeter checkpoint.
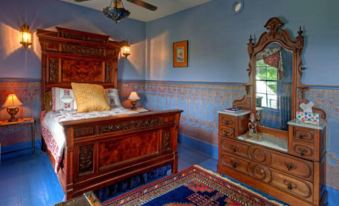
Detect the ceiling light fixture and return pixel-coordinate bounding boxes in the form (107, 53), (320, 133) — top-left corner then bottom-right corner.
(103, 0), (130, 23)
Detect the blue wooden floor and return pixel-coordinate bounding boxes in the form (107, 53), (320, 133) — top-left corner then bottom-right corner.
(0, 144), (217, 206)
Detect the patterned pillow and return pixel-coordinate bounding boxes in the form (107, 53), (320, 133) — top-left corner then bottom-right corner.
(106, 88), (122, 108)
(71, 83), (110, 113)
(52, 87), (77, 111)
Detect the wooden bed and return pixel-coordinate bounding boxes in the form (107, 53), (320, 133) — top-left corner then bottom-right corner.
(37, 28), (182, 200)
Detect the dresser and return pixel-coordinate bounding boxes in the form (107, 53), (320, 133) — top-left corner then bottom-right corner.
(218, 111), (326, 206)
(217, 17), (328, 206)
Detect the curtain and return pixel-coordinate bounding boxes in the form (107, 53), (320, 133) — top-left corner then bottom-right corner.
(256, 48), (284, 79)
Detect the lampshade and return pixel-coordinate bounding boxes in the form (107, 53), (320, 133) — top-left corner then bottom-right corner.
(20, 24), (32, 48)
(128, 91), (140, 101)
(2, 94), (23, 108)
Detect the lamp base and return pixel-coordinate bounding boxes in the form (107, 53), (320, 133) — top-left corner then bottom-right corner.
(130, 101), (138, 110)
(7, 107), (19, 122)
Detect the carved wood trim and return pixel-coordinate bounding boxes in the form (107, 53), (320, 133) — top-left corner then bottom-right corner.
(78, 144), (94, 175)
(234, 17), (326, 127)
(38, 27), (124, 111)
(99, 118), (163, 134)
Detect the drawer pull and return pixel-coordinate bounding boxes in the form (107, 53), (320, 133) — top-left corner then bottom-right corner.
(287, 183), (293, 190)
(224, 120), (233, 126)
(283, 180), (297, 191)
(298, 135), (306, 139)
(222, 130), (232, 137)
(230, 160), (238, 168)
(230, 145), (238, 153)
(299, 149), (306, 156)
(285, 162), (295, 171)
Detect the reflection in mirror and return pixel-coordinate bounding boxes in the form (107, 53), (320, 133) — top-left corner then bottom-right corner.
(255, 43), (293, 130)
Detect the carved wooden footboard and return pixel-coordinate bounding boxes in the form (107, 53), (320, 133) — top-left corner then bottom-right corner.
(57, 110), (182, 199)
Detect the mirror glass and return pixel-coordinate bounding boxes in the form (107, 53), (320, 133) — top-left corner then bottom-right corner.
(255, 43), (293, 131)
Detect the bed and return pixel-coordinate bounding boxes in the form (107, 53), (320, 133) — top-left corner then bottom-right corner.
(37, 27), (182, 200)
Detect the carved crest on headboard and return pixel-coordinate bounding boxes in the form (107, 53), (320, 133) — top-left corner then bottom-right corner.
(38, 27), (124, 110)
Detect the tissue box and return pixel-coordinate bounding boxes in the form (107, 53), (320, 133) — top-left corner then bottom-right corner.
(296, 111), (320, 125)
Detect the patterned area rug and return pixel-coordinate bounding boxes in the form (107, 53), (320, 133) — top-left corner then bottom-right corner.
(103, 165), (286, 206)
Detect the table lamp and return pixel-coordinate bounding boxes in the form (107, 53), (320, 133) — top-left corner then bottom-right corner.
(2, 94), (23, 122)
(128, 91), (140, 110)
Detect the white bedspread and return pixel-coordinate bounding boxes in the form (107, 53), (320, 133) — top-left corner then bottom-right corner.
(42, 107), (146, 169)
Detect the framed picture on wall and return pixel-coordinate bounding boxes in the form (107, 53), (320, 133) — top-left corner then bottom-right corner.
(173, 40), (188, 67)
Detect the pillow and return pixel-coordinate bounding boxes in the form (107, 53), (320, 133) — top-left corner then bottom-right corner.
(71, 83), (110, 113)
(52, 87), (77, 111)
(106, 88), (122, 108)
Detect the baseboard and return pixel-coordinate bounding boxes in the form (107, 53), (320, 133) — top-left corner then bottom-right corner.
(179, 134), (218, 159)
(326, 186), (339, 206)
(0, 140), (41, 161)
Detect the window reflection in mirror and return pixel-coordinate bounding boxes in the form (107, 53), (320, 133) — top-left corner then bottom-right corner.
(255, 43), (293, 131)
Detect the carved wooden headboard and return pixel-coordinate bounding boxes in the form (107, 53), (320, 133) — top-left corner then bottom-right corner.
(37, 27), (123, 111)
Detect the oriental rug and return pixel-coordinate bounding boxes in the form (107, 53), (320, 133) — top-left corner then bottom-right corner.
(103, 165), (286, 206)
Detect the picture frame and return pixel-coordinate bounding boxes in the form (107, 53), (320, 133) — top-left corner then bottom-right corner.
(173, 40), (188, 68)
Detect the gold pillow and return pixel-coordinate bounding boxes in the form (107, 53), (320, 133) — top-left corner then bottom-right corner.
(71, 83), (110, 112)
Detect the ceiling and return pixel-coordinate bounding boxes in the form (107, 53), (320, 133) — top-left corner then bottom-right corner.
(61, 0), (212, 22)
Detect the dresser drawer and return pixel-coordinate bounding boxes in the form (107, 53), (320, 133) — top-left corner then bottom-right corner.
(219, 127), (235, 138)
(271, 153), (313, 181)
(271, 171), (313, 202)
(219, 114), (236, 128)
(221, 153), (249, 175)
(293, 127), (317, 144)
(221, 139), (249, 159)
(290, 142), (316, 161)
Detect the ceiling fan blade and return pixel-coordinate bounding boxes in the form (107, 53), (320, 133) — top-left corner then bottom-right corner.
(126, 0), (157, 11)
(74, 0), (91, 2)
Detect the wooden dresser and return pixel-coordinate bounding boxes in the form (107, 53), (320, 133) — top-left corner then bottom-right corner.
(217, 17), (328, 206)
(218, 111), (326, 206)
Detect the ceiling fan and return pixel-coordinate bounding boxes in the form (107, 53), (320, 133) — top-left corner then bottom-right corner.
(74, 0), (157, 22)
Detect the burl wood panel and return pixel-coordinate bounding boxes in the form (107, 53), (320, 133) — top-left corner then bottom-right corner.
(98, 131), (160, 169)
(62, 59), (105, 83)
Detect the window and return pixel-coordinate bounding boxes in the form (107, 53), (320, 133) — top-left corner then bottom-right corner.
(256, 59), (278, 109)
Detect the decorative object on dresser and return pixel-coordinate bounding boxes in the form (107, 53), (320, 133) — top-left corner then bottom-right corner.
(173, 40), (189, 68)
(2, 94), (23, 122)
(218, 17), (327, 206)
(0, 118), (35, 154)
(38, 27), (183, 200)
(128, 91), (140, 110)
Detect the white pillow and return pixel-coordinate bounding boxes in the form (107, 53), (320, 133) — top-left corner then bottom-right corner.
(52, 87), (77, 111)
(106, 88), (122, 108)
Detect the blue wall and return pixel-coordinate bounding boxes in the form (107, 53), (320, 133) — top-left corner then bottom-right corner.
(0, 0), (146, 80)
(146, 0), (339, 85)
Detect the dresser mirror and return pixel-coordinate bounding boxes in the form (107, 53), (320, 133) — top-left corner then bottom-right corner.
(246, 17), (305, 137)
(255, 43), (293, 131)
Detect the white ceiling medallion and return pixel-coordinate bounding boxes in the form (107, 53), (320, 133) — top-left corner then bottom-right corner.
(233, 0), (244, 14)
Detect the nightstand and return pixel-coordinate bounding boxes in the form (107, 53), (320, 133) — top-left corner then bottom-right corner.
(0, 117), (36, 154)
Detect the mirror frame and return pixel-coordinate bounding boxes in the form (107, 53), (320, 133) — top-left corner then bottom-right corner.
(233, 17), (326, 137)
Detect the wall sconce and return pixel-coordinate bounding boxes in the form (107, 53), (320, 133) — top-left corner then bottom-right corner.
(121, 42), (131, 58)
(2, 94), (23, 122)
(20, 24), (32, 48)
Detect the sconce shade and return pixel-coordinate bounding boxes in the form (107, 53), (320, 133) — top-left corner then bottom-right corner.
(128, 91), (140, 101)
(121, 45), (131, 57)
(2, 94), (23, 108)
(20, 24), (32, 48)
